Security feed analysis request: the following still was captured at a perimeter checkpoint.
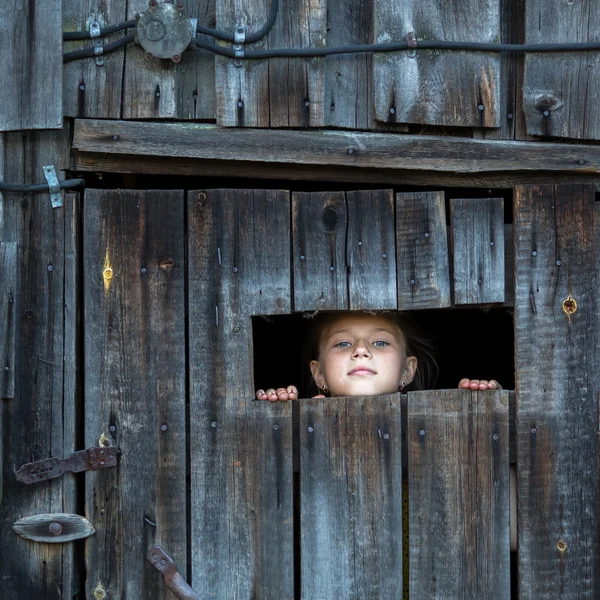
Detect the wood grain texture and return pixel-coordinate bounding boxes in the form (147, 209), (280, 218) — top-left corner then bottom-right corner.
(122, 0), (215, 120)
(73, 119), (600, 174)
(293, 191), (348, 312)
(408, 389), (510, 600)
(0, 242), (16, 399)
(188, 189), (294, 598)
(514, 184), (600, 598)
(451, 197), (505, 305)
(0, 128), (75, 600)
(216, 0), (325, 127)
(373, 0), (500, 128)
(347, 190), (397, 310)
(62, 0), (127, 118)
(301, 395), (403, 599)
(83, 189), (187, 600)
(0, 0), (62, 130)
(523, 2), (600, 140)
(396, 192), (451, 309)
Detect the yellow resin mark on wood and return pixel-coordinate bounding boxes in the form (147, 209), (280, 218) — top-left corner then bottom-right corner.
(103, 249), (113, 294)
(98, 432), (110, 447)
(93, 583), (106, 600)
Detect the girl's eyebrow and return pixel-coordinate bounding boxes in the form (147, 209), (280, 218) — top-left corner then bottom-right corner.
(327, 327), (396, 337)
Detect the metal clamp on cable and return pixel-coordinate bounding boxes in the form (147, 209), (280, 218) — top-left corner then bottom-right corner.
(406, 31), (417, 58)
(43, 165), (63, 209)
(90, 21), (105, 66)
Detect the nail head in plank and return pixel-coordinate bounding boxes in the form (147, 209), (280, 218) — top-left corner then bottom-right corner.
(396, 191), (451, 309)
(451, 197), (505, 305)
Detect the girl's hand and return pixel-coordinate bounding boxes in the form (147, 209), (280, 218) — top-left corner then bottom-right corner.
(256, 385), (298, 402)
(458, 378), (502, 391)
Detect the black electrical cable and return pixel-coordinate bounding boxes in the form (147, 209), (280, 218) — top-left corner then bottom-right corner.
(196, 0), (279, 43)
(0, 179), (85, 194)
(195, 38), (600, 59)
(63, 33), (135, 63)
(63, 19), (137, 41)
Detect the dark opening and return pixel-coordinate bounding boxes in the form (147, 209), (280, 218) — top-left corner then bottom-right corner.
(252, 307), (514, 398)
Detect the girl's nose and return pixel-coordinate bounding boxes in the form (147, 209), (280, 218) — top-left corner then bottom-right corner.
(352, 343), (372, 358)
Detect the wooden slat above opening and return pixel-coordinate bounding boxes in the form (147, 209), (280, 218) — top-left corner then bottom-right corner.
(523, 2), (600, 140)
(372, 0), (501, 128)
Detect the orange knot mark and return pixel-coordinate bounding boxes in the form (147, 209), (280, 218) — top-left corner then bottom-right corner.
(557, 540), (567, 552)
(160, 259), (175, 270)
(103, 268), (113, 281)
(562, 295), (577, 316)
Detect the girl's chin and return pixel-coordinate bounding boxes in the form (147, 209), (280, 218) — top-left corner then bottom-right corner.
(331, 384), (399, 397)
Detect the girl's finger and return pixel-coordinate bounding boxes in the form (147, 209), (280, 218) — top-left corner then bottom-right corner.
(277, 388), (289, 401)
(287, 385), (298, 400)
(458, 378), (471, 389)
(256, 389), (266, 400)
(479, 380), (489, 390)
(469, 379), (480, 390)
(266, 388), (278, 402)
(490, 380), (502, 390)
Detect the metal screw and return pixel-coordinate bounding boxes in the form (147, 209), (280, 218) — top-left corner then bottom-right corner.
(389, 107), (396, 115)
(4, 366), (8, 371)
(172, 55), (181, 63)
(531, 427), (537, 434)
(79, 83), (86, 91)
(211, 421), (217, 428)
(578, 159), (585, 165)
(49, 522), (62, 535)
(160, 560), (167, 566)
(347, 148), (355, 155)
(493, 433), (499, 440)
(145, 52), (153, 60)
(100, 460), (105, 465)
(100, 449), (104, 454)
(112, 135), (119, 141)
(47, 264), (53, 272)
(382, 253), (387, 259)
(358, 241), (363, 246)
(273, 424), (279, 431)
(234, 326), (240, 333)
(507, 113), (513, 119)
(532, 251), (537, 257)
(410, 279), (415, 285)
(556, 259), (562, 266)
(490, 241), (495, 246)
(141, 267), (147, 274)
(329, 265), (335, 271)
(109, 425), (116, 432)
(308, 426), (314, 433)
(161, 424), (168, 431)
(232, 267), (238, 273)
(383, 433), (390, 440)
(478, 104), (484, 111)
(419, 429), (425, 436)
(152, 553), (159, 560)
(543, 110), (550, 117)
(304, 100), (310, 107)
(237, 100), (244, 108)
(424, 232), (429, 238)
(300, 255), (305, 260)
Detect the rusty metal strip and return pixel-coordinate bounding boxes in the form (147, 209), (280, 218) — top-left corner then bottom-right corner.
(147, 546), (200, 600)
(15, 447), (117, 484)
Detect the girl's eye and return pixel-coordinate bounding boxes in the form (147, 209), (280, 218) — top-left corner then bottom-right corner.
(372, 340), (389, 347)
(335, 341), (352, 348)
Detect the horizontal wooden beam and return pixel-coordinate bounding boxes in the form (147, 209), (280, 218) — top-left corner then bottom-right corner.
(73, 119), (600, 176)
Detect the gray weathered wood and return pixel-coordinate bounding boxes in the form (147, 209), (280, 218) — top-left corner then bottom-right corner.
(451, 197), (505, 305)
(347, 189), (397, 310)
(216, 0), (325, 126)
(13, 513), (95, 543)
(504, 224), (514, 307)
(73, 119), (600, 174)
(408, 389), (510, 599)
(84, 189), (187, 600)
(523, 3), (600, 140)
(514, 184), (600, 598)
(293, 191), (348, 312)
(122, 0), (215, 119)
(373, 0), (500, 128)
(62, 0), (127, 118)
(0, 242), (16, 399)
(301, 395), (403, 599)
(0, 0), (62, 130)
(188, 189), (294, 598)
(0, 127), (75, 600)
(396, 191), (451, 309)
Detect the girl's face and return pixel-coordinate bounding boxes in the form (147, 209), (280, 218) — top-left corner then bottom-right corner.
(310, 314), (417, 397)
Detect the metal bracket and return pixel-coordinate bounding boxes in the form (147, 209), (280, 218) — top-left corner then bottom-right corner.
(147, 546), (201, 600)
(90, 21), (105, 66)
(233, 25), (246, 67)
(42, 165), (63, 209)
(15, 447), (117, 484)
(406, 31), (417, 58)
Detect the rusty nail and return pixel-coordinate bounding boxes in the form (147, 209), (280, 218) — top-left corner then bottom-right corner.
(557, 540), (567, 552)
(172, 55), (181, 63)
(49, 522), (62, 535)
(145, 52), (153, 60)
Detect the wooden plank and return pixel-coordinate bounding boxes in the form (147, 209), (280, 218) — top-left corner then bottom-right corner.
(216, 0), (325, 127)
(396, 191), (451, 310)
(514, 184), (600, 598)
(0, 242), (16, 399)
(62, 0), (127, 119)
(373, 0), (500, 128)
(451, 197), (505, 305)
(0, 128), (75, 600)
(122, 0), (215, 120)
(188, 189), (294, 598)
(523, 3), (600, 140)
(293, 191), (348, 312)
(301, 395), (403, 599)
(73, 119), (600, 174)
(83, 189), (187, 599)
(347, 189), (397, 309)
(0, 0), (62, 130)
(408, 389), (510, 599)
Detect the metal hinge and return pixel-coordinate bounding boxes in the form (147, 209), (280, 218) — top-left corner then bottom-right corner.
(148, 546), (200, 600)
(15, 446), (117, 484)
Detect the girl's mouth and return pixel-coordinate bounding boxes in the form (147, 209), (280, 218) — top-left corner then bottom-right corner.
(348, 367), (376, 376)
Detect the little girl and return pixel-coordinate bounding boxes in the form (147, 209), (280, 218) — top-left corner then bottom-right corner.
(255, 311), (500, 401)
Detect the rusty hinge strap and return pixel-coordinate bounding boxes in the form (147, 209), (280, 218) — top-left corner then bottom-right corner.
(147, 546), (200, 600)
(15, 447), (117, 484)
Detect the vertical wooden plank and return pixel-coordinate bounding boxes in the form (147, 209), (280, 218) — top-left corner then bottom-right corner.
(301, 395), (403, 599)
(84, 189), (187, 599)
(408, 389), (510, 600)
(523, 3), (600, 140)
(0, 242), (16, 399)
(293, 192), (348, 312)
(188, 189), (294, 598)
(372, 0), (500, 128)
(396, 191), (451, 310)
(122, 0), (216, 120)
(62, 0), (127, 119)
(451, 197), (505, 305)
(0, 127), (75, 600)
(514, 184), (600, 598)
(0, 0), (62, 130)
(347, 189), (397, 310)
(216, 0), (326, 127)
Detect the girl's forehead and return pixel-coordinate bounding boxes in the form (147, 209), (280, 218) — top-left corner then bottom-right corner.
(321, 313), (402, 339)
